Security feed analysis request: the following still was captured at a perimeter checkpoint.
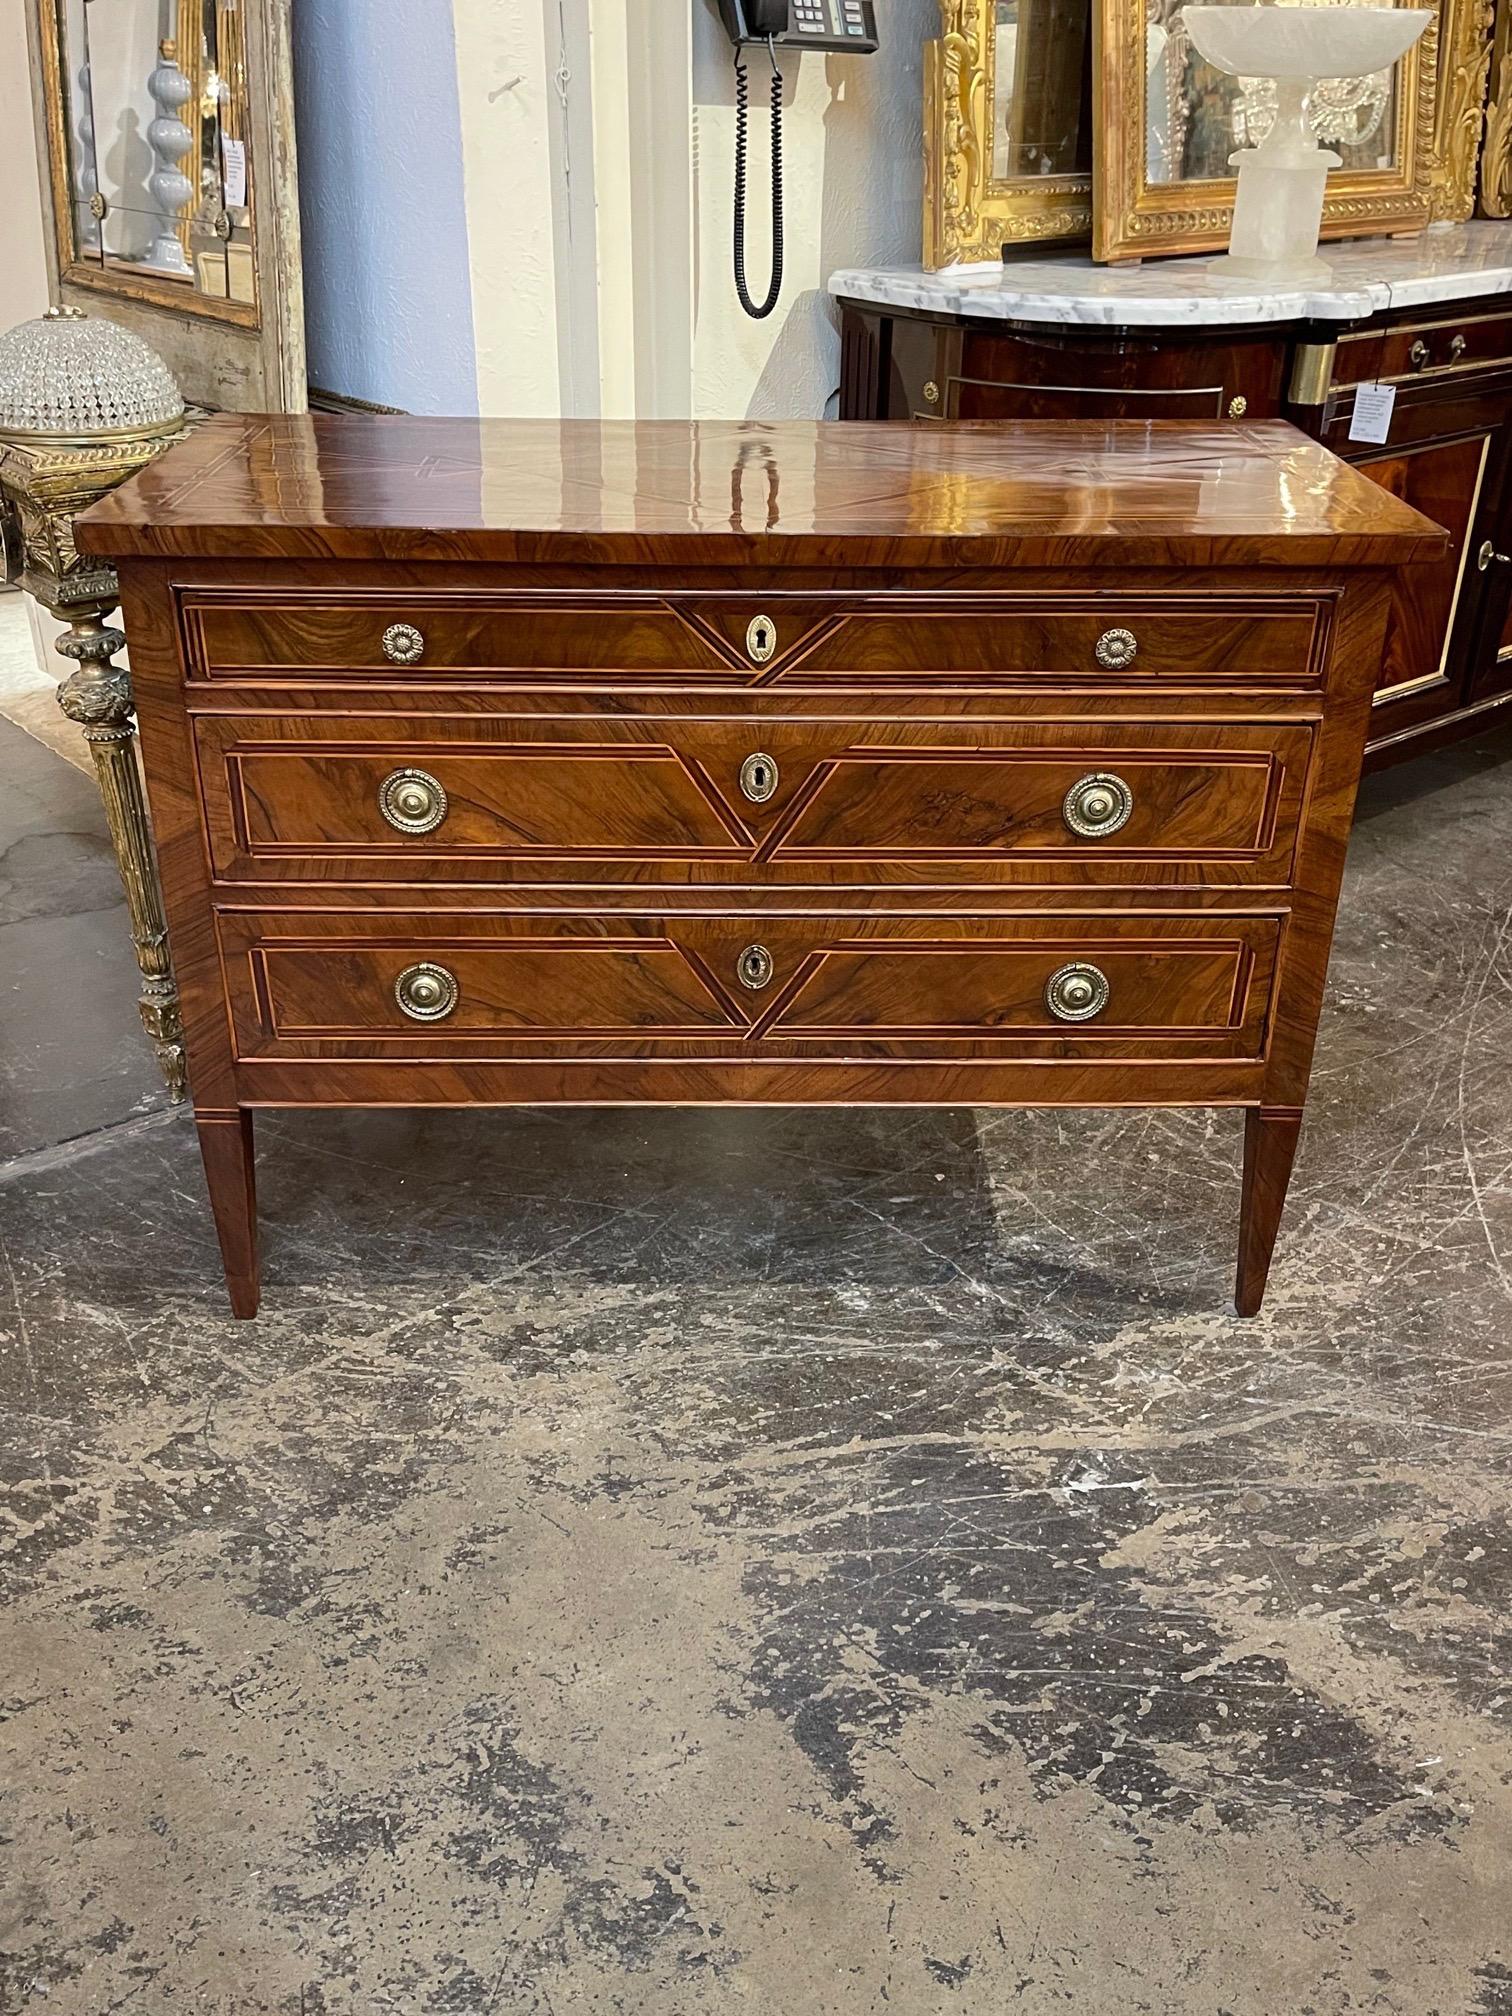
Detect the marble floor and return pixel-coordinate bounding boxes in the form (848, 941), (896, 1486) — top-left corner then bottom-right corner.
(2, 712), (1511, 2015)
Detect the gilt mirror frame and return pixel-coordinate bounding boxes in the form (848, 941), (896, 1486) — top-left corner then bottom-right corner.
(1091, 0), (1490, 263)
(24, 0), (305, 411)
(924, 0), (1094, 269)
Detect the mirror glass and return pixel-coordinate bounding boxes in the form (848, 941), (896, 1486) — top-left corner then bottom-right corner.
(54, 0), (257, 307)
(1145, 0), (1401, 184)
(993, 0), (1093, 180)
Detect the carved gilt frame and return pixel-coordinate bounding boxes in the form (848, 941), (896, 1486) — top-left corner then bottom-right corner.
(1478, 0), (1512, 213)
(1092, 0), (1476, 262)
(1431, 0), (1495, 219)
(924, 0), (1093, 270)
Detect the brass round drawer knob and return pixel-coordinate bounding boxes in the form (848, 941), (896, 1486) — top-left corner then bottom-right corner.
(394, 961), (459, 1021)
(1062, 771), (1133, 839)
(1045, 961), (1110, 1023)
(737, 943), (774, 991)
(379, 766), (448, 834)
(739, 751), (779, 804)
(1094, 627), (1138, 670)
(382, 622), (425, 665)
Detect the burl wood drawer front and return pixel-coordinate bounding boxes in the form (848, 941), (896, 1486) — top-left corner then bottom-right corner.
(194, 716), (1314, 890)
(181, 591), (1326, 688)
(218, 911), (1279, 1065)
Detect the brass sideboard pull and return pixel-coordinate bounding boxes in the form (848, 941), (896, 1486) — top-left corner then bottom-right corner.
(1409, 338), (1430, 369)
(737, 943), (774, 990)
(1478, 539), (1511, 572)
(739, 751), (779, 803)
(394, 961), (459, 1021)
(379, 767), (448, 834)
(745, 614), (777, 663)
(1063, 772), (1133, 839)
(382, 622), (425, 665)
(1450, 333), (1468, 361)
(1094, 626), (1138, 669)
(1045, 961), (1110, 1023)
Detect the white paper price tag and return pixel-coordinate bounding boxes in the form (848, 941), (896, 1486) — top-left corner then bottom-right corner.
(1348, 382), (1396, 445)
(222, 136), (247, 210)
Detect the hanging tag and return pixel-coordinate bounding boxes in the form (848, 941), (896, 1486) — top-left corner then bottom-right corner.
(222, 136), (247, 210)
(1348, 382), (1396, 445)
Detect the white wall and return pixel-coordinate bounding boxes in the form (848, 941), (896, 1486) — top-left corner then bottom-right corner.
(0, 7), (50, 326)
(688, 4), (931, 420)
(451, 0), (565, 416)
(289, 0), (929, 420)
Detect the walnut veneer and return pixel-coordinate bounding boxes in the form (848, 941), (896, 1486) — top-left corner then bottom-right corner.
(77, 415), (1444, 1319)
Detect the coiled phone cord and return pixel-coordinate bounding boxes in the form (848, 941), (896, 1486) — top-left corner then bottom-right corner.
(732, 37), (784, 320)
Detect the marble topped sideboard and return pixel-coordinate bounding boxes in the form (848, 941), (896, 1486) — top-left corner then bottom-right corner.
(831, 221), (1512, 329)
(831, 222), (1512, 768)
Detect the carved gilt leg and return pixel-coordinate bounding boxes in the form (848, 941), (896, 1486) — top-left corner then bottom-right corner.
(52, 608), (187, 1101)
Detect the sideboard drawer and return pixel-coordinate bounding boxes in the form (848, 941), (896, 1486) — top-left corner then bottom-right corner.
(218, 910), (1280, 1065)
(180, 590), (1326, 688)
(195, 715), (1315, 889)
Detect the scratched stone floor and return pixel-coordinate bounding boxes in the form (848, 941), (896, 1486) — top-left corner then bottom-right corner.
(2, 713), (1512, 2016)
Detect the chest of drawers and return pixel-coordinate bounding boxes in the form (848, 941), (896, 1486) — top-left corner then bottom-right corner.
(78, 415), (1442, 1319)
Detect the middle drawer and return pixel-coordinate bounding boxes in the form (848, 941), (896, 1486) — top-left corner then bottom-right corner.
(193, 714), (1314, 891)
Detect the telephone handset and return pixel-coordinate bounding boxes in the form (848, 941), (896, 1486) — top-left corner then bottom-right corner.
(717, 0), (879, 54)
(714, 1), (879, 320)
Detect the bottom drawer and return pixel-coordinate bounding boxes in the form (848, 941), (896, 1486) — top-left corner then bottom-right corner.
(218, 910), (1282, 1065)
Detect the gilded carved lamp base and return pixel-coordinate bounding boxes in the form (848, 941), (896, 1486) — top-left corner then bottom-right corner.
(52, 586), (187, 1100)
(0, 308), (192, 1102)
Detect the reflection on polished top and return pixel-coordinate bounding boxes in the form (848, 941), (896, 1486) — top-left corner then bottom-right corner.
(77, 413), (1444, 570)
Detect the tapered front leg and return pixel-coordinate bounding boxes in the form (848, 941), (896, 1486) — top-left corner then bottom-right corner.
(195, 1109), (260, 1318)
(1235, 1106), (1304, 1317)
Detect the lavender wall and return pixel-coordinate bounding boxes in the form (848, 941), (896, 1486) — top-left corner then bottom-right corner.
(292, 0), (478, 413)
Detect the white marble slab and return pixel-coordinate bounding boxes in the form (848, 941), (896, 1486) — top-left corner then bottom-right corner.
(830, 221), (1512, 328)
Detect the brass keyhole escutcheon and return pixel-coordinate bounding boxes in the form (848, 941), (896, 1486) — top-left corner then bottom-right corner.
(1044, 962), (1110, 1024)
(737, 943), (774, 991)
(379, 767), (448, 835)
(1094, 627), (1138, 670)
(394, 961), (460, 1022)
(746, 614), (777, 664)
(739, 751), (779, 804)
(1062, 771), (1133, 840)
(382, 622), (425, 665)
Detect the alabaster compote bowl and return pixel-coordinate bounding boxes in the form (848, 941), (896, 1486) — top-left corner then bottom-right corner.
(1181, 3), (1431, 287)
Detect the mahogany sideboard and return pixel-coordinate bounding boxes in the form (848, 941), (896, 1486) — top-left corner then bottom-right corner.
(77, 415), (1442, 1318)
(834, 233), (1512, 768)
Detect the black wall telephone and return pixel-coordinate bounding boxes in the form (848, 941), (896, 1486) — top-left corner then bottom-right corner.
(713, 1), (880, 320)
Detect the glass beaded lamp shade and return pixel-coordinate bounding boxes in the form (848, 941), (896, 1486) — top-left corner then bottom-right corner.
(0, 306), (184, 445)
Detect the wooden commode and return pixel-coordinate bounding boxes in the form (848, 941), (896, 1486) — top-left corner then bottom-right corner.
(77, 415), (1443, 1318)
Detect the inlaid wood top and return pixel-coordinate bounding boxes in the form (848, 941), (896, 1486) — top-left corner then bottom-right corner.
(77, 414), (1445, 570)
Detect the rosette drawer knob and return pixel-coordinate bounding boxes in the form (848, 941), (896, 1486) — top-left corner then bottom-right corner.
(1094, 627), (1138, 669)
(382, 622), (425, 665)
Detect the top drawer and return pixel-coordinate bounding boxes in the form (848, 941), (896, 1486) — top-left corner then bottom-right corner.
(180, 591), (1329, 688)
(1333, 311), (1512, 388)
